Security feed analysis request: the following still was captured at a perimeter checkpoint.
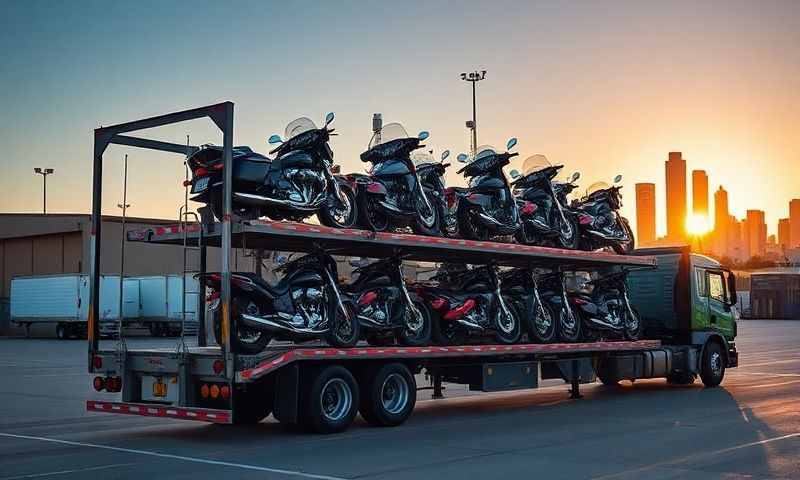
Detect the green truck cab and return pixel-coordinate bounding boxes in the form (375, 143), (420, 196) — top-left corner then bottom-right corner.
(626, 246), (738, 384)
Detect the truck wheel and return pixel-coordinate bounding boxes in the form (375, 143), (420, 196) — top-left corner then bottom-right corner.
(56, 323), (67, 340)
(359, 363), (416, 427)
(700, 341), (725, 388)
(302, 365), (359, 434)
(232, 382), (273, 424)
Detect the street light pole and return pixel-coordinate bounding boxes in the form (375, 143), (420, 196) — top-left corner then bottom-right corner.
(460, 70), (486, 157)
(117, 154), (130, 339)
(33, 167), (54, 214)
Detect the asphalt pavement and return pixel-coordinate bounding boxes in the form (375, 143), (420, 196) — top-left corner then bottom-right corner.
(0, 320), (798, 479)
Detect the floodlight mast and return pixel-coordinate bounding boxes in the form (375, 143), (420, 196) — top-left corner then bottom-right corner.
(460, 70), (486, 158)
(33, 167), (55, 213)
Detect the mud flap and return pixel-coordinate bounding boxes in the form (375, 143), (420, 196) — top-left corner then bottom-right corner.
(272, 363), (299, 424)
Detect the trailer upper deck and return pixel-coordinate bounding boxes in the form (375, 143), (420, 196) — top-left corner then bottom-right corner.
(127, 220), (656, 269)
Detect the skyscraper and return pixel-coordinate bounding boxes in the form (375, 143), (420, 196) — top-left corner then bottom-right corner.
(692, 170), (708, 218)
(665, 152), (687, 242)
(713, 186), (729, 255)
(790, 199), (800, 249)
(635, 183), (656, 246)
(746, 210), (766, 257)
(778, 218), (791, 250)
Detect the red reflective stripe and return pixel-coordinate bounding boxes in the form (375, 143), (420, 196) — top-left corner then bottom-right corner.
(86, 401), (231, 424)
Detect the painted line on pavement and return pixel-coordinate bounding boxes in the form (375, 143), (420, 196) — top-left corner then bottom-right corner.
(0, 462), (137, 480)
(738, 379), (800, 389)
(592, 432), (800, 479)
(730, 371), (800, 378)
(737, 358), (799, 368)
(0, 433), (346, 480)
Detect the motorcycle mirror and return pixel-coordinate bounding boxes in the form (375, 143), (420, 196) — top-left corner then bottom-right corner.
(457, 153), (469, 163)
(506, 138), (518, 150)
(614, 174), (623, 183)
(268, 134), (283, 145)
(509, 169), (521, 179)
(572, 172), (581, 182)
(324, 112), (335, 126)
(418, 131), (430, 141)
(441, 150), (450, 161)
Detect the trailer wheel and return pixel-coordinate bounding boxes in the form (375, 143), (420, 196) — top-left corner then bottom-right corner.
(56, 323), (67, 340)
(302, 365), (359, 434)
(700, 341), (725, 388)
(359, 363), (416, 427)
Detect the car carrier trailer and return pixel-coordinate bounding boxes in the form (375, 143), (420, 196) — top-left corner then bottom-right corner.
(85, 102), (738, 433)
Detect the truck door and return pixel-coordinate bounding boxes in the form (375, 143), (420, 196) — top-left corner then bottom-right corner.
(706, 270), (733, 337)
(692, 267), (710, 330)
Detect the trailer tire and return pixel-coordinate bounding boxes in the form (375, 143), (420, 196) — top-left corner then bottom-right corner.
(359, 363), (416, 427)
(302, 365), (359, 434)
(700, 341), (725, 388)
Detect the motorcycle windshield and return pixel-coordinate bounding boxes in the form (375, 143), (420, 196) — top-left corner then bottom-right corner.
(586, 181), (610, 197)
(473, 145), (498, 162)
(284, 117), (318, 141)
(369, 123), (410, 149)
(521, 154), (551, 175)
(411, 151), (435, 166)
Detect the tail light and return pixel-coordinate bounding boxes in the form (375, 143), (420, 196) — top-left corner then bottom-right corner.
(430, 297), (448, 310)
(195, 167), (209, 177)
(520, 201), (536, 215)
(220, 385), (231, 399)
(93, 376), (105, 392)
(358, 291), (378, 306)
(200, 384), (210, 399)
(443, 299), (476, 320)
(367, 182), (383, 194)
(106, 376), (122, 392)
(92, 356), (103, 370)
(579, 215), (593, 225)
(210, 384), (220, 399)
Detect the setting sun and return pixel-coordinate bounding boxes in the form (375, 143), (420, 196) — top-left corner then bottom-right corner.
(686, 214), (711, 236)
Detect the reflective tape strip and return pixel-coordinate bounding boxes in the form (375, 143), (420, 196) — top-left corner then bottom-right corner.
(86, 401), (231, 424)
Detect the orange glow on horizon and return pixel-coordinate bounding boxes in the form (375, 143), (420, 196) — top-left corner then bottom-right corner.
(686, 214), (711, 236)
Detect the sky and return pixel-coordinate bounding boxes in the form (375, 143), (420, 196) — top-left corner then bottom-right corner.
(1, 0), (799, 237)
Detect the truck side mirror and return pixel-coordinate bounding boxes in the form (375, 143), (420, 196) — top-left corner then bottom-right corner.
(727, 271), (737, 306)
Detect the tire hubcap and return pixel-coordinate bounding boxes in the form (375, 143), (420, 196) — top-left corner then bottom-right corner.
(535, 306), (552, 336)
(380, 373), (410, 415)
(497, 307), (515, 334)
(710, 352), (722, 377)
(320, 378), (352, 422)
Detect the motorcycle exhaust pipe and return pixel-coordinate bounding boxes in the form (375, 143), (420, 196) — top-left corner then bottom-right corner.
(357, 315), (394, 330)
(456, 319), (484, 330)
(233, 192), (326, 211)
(240, 313), (328, 335)
(585, 316), (624, 331)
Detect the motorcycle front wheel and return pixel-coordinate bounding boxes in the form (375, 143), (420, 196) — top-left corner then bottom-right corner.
(411, 193), (442, 236)
(358, 194), (390, 232)
(557, 304), (582, 342)
(528, 301), (558, 343)
(319, 186), (358, 229)
(612, 219), (636, 255)
(494, 297), (522, 344)
(557, 216), (580, 250)
(624, 307), (643, 340)
(397, 299), (433, 346)
(327, 302), (360, 348)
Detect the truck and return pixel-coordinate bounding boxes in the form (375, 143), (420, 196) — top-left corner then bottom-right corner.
(84, 102), (739, 434)
(11, 274), (199, 339)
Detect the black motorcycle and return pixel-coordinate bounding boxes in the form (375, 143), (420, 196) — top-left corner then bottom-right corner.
(202, 250), (359, 354)
(414, 150), (458, 237)
(510, 154), (580, 249)
(571, 175), (635, 254)
(417, 263), (521, 345)
(567, 268), (642, 340)
(499, 267), (557, 343)
(537, 271), (582, 342)
(186, 112), (357, 228)
(452, 139), (521, 241)
(352, 123), (441, 236)
(343, 256), (432, 346)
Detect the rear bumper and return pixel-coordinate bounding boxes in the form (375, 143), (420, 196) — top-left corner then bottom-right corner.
(86, 400), (232, 424)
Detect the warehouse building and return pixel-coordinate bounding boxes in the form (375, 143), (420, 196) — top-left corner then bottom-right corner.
(749, 271), (800, 319)
(0, 213), (269, 334)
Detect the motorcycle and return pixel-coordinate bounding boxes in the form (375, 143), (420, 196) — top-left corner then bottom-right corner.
(571, 175), (635, 254)
(451, 138), (521, 241)
(567, 268), (643, 340)
(352, 123), (442, 236)
(185, 112), (358, 228)
(499, 267), (558, 343)
(202, 250), (359, 354)
(509, 154), (580, 249)
(414, 150), (458, 237)
(343, 256), (432, 346)
(417, 263), (521, 345)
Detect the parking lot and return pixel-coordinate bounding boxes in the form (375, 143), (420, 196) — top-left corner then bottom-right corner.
(0, 320), (798, 480)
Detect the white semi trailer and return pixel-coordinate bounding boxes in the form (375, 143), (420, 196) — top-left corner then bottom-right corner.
(10, 274), (199, 339)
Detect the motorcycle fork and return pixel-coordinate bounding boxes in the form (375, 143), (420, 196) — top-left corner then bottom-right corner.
(319, 253), (350, 321)
(492, 266), (513, 326)
(559, 272), (578, 327)
(548, 182), (572, 234)
(394, 260), (423, 326)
